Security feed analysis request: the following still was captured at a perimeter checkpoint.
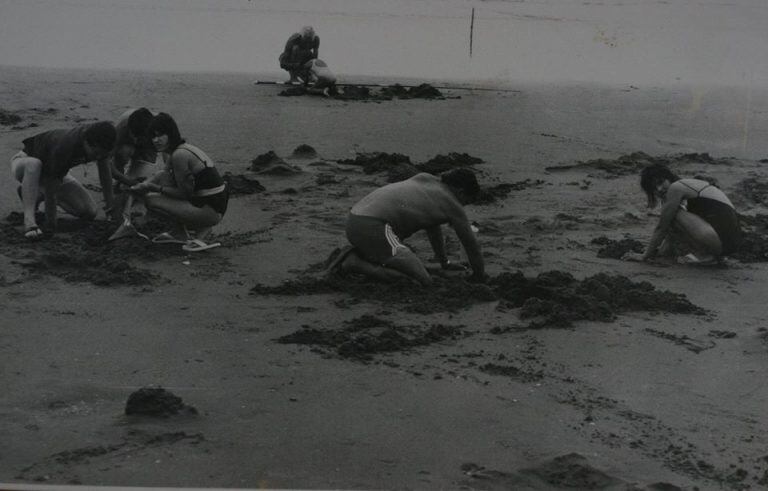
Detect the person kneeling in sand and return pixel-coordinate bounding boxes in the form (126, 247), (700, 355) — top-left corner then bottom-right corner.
(329, 169), (486, 285)
(10, 121), (117, 238)
(624, 164), (740, 265)
(107, 107), (160, 241)
(302, 59), (337, 96)
(279, 26), (320, 85)
(128, 113), (229, 252)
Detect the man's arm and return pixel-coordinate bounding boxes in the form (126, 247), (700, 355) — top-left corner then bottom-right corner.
(425, 226), (448, 266)
(642, 186), (685, 260)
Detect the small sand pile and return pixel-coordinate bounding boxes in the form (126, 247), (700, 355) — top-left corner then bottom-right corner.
(276, 314), (465, 361)
(125, 387), (197, 417)
(249, 151), (301, 175)
(291, 144), (318, 159)
(223, 172), (265, 196)
(0, 108), (22, 126)
(252, 270), (703, 326)
(591, 236), (645, 259)
(547, 151), (732, 177)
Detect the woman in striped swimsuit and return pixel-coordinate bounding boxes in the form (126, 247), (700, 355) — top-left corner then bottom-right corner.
(129, 113), (228, 248)
(627, 164), (740, 264)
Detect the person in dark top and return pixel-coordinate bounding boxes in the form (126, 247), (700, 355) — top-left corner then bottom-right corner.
(129, 113), (228, 251)
(107, 107), (160, 241)
(625, 164), (740, 264)
(328, 169), (486, 286)
(279, 26), (319, 84)
(10, 121), (117, 238)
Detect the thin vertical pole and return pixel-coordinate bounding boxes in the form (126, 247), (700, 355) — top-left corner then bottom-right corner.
(469, 7), (475, 57)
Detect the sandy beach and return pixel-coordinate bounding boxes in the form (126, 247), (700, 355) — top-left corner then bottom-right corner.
(1, 64), (768, 490)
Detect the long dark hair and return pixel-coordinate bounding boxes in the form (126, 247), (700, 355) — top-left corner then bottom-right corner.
(640, 164), (679, 208)
(147, 112), (185, 152)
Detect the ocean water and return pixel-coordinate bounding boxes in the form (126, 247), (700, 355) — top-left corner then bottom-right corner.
(0, 0), (766, 86)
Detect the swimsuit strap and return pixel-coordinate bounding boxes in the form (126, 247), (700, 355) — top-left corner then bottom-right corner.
(178, 143), (210, 168)
(680, 180), (711, 196)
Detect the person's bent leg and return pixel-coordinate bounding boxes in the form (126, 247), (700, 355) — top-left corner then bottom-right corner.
(56, 174), (99, 220)
(383, 246), (433, 285)
(11, 154), (45, 231)
(672, 209), (722, 259)
(339, 250), (415, 283)
(144, 194), (221, 231)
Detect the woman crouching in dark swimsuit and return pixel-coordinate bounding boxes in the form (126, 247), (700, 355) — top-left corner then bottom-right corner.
(129, 113), (228, 250)
(625, 164), (740, 265)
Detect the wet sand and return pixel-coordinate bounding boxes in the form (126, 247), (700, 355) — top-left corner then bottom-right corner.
(2, 66), (768, 489)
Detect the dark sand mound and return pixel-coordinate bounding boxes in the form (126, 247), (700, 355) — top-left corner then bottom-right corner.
(735, 177), (768, 206)
(276, 314), (465, 362)
(279, 83), (447, 101)
(223, 172), (265, 196)
(0, 108), (22, 126)
(249, 151), (301, 175)
(591, 236), (645, 259)
(418, 152), (484, 174)
(1, 212), (261, 286)
(546, 151), (732, 177)
(1, 213), (176, 286)
(291, 144), (318, 159)
(476, 179), (547, 204)
(125, 387), (197, 417)
(731, 214), (768, 262)
(337, 151), (491, 184)
(491, 271), (703, 328)
(460, 453), (640, 489)
(252, 270), (703, 327)
(337, 152), (418, 178)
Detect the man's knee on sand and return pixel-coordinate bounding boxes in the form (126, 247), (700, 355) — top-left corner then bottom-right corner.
(383, 246), (432, 285)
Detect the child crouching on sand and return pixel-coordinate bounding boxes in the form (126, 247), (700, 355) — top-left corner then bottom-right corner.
(624, 164), (740, 265)
(128, 113), (229, 252)
(10, 121), (117, 239)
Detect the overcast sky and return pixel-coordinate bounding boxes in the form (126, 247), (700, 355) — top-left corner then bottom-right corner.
(0, 0), (766, 86)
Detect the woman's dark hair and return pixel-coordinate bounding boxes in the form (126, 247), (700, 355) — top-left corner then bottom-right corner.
(640, 164), (679, 208)
(148, 112), (184, 151)
(127, 108), (154, 139)
(441, 168), (481, 204)
(84, 121), (117, 150)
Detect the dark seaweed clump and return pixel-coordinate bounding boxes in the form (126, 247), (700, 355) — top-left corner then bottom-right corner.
(252, 270), (704, 327)
(125, 387), (197, 417)
(731, 214), (768, 262)
(546, 152), (731, 177)
(591, 236), (645, 259)
(0, 108), (22, 126)
(223, 172), (265, 196)
(337, 151), (484, 183)
(276, 314), (465, 361)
